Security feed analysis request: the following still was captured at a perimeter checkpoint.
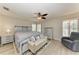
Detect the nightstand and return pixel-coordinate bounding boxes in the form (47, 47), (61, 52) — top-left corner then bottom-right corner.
(1, 35), (14, 45)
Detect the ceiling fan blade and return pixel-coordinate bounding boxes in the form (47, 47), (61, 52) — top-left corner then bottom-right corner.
(42, 14), (48, 16)
(3, 6), (9, 11)
(42, 17), (46, 19)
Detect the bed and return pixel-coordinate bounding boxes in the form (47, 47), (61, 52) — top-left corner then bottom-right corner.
(14, 26), (40, 54)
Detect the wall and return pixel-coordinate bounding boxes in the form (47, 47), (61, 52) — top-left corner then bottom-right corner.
(44, 19), (63, 41)
(0, 12), (78, 40)
(0, 15), (32, 36)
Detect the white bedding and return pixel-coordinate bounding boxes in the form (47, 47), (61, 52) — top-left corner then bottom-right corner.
(15, 31), (40, 54)
(15, 32), (33, 43)
(15, 32), (40, 43)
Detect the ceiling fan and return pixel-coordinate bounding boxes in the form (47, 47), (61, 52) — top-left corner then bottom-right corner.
(33, 12), (48, 20)
(3, 6), (10, 11)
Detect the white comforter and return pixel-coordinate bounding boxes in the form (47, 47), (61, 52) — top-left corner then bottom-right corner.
(15, 32), (40, 54)
(15, 32), (32, 42)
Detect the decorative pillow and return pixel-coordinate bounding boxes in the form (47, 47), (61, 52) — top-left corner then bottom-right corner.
(30, 36), (35, 42)
(36, 36), (40, 40)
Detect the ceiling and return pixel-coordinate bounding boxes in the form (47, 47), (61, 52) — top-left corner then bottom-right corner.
(0, 3), (79, 21)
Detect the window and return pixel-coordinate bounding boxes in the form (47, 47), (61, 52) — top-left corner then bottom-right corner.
(32, 23), (42, 32)
(63, 19), (78, 37)
(32, 24), (36, 31)
(63, 20), (69, 36)
(70, 20), (78, 33)
(37, 24), (41, 32)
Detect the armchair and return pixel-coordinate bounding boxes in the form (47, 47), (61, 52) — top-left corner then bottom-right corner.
(61, 32), (79, 52)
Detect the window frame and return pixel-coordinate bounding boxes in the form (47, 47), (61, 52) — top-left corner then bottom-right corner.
(62, 19), (79, 37)
(32, 23), (42, 32)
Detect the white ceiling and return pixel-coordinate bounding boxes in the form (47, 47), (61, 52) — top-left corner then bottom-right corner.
(0, 3), (79, 21)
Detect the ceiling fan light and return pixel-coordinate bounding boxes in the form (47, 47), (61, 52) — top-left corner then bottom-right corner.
(37, 17), (42, 20)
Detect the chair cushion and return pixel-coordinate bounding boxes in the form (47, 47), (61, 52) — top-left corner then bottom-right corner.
(70, 32), (79, 41)
(62, 39), (73, 49)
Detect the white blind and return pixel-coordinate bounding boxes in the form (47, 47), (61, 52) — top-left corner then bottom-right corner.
(37, 24), (41, 32)
(32, 23), (42, 32)
(32, 24), (36, 31)
(63, 20), (70, 36)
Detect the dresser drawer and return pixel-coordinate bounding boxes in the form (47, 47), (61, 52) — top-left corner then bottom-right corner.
(1, 37), (7, 44)
(6, 36), (13, 40)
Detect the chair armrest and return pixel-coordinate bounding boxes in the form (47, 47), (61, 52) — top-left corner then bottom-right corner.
(61, 37), (70, 40)
(73, 40), (79, 43)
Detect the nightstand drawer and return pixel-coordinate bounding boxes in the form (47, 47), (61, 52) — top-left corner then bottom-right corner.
(6, 36), (13, 40)
(1, 35), (14, 45)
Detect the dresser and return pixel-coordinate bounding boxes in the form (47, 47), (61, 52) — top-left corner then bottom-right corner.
(0, 35), (14, 45)
(44, 27), (53, 40)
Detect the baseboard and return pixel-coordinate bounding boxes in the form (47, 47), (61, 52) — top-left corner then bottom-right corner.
(53, 38), (61, 42)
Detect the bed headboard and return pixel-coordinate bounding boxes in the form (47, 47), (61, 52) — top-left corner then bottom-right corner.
(15, 26), (32, 32)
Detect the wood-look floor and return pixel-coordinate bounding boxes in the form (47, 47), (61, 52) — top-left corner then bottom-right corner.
(0, 40), (79, 55)
(0, 43), (17, 55)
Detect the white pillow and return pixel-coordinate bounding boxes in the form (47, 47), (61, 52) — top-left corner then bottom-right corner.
(36, 36), (40, 40)
(30, 36), (35, 42)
